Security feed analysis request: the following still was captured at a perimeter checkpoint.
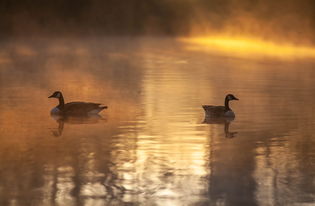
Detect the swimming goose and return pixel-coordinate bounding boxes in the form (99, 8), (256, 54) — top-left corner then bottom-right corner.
(48, 91), (107, 115)
(202, 94), (239, 118)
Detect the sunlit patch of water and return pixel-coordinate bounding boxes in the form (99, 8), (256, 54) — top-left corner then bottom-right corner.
(180, 36), (315, 59)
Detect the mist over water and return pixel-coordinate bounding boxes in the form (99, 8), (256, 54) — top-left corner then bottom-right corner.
(1, 1), (315, 205)
(1, 37), (315, 205)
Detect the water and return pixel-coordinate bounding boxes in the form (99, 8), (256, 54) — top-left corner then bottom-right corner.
(1, 37), (315, 206)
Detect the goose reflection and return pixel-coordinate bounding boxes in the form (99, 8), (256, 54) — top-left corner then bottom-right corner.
(203, 116), (237, 138)
(50, 114), (106, 137)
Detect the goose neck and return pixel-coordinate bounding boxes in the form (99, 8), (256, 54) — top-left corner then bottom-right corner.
(224, 96), (231, 111)
(57, 94), (65, 109)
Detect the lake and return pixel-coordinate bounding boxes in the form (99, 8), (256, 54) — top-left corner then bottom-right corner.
(0, 37), (315, 206)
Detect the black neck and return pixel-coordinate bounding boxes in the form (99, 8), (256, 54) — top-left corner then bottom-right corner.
(57, 94), (65, 109)
(224, 96), (231, 111)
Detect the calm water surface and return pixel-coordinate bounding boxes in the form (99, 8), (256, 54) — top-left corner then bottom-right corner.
(0, 37), (315, 206)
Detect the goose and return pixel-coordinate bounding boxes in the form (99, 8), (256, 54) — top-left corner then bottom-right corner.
(48, 91), (107, 115)
(202, 94), (239, 118)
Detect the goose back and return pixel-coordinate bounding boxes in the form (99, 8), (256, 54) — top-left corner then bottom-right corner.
(62, 102), (107, 115)
(202, 105), (230, 117)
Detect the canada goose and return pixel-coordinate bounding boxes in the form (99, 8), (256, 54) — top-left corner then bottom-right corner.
(202, 94), (239, 118)
(48, 91), (107, 115)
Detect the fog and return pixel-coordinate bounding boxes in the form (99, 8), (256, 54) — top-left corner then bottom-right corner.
(1, 0), (315, 44)
(1, 2), (315, 204)
(1, 36), (315, 205)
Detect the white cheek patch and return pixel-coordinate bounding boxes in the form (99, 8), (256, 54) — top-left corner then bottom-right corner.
(56, 93), (60, 98)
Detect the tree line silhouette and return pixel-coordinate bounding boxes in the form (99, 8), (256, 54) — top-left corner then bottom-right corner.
(1, 0), (315, 42)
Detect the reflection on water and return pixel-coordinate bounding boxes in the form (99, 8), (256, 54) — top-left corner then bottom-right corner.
(203, 117), (237, 138)
(50, 114), (105, 137)
(0, 37), (315, 205)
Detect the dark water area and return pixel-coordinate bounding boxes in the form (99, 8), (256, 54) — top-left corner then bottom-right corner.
(1, 37), (315, 206)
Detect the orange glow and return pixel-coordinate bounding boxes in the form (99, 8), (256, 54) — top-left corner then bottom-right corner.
(180, 36), (315, 59)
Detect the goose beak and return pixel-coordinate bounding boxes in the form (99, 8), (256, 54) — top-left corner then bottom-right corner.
(48, 94), (54, 98)
(234, 97), (239, 100)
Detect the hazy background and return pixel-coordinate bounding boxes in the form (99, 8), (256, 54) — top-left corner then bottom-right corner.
(1, 0), (315, 44)
(1, 1), (315, 205)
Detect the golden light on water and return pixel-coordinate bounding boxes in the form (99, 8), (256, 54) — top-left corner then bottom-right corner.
(181, 36), (315, 58)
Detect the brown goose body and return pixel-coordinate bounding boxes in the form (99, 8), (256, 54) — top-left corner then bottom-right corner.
(49, 91), (107, 115)
(202, 105), (228, 117)
(202, 94), (238, 118)
(61, 102), (107, 115)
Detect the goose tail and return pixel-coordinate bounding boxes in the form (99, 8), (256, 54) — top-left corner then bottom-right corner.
(202, 105), (212, 111)
(88, 105), (108, 114)
(100, 106), (108, 110)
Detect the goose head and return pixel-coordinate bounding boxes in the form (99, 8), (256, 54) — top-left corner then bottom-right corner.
(48, 91), (62, 99)
(226, 94), (239, 101)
